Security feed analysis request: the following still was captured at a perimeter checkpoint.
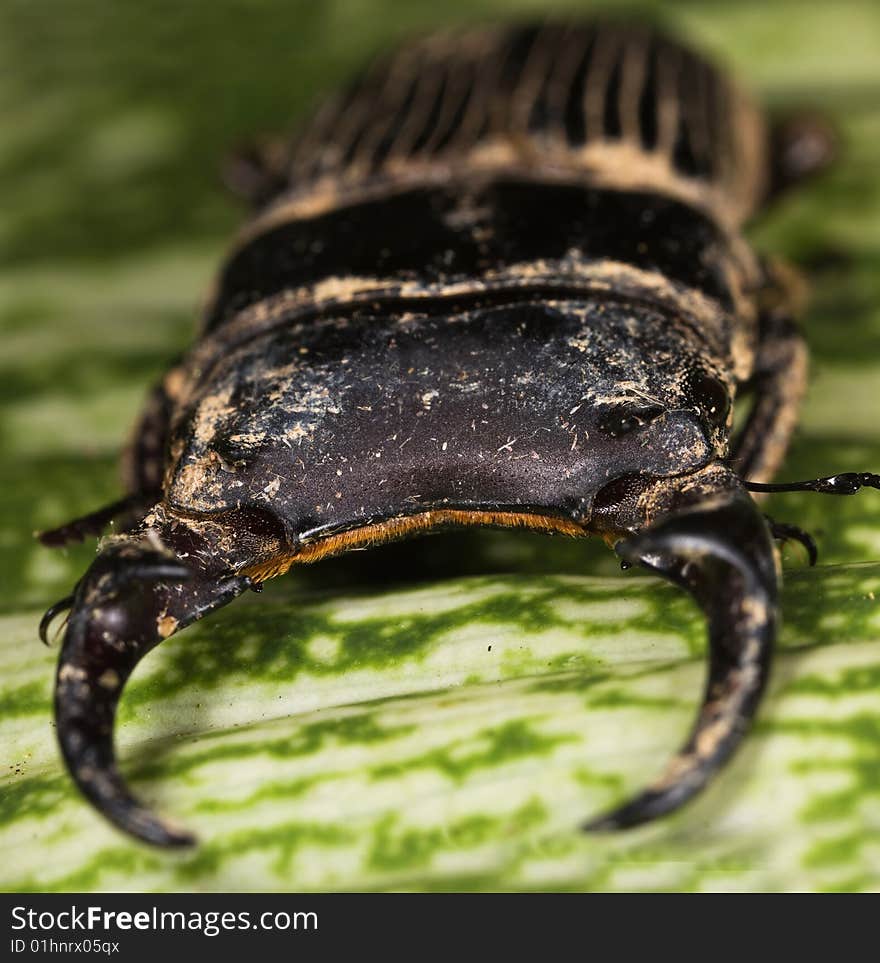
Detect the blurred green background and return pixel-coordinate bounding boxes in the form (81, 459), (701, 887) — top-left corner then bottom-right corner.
(1, 0), (879, 892)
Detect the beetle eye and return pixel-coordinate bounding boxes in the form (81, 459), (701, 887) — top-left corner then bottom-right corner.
(598, 403), (664, 438)
(690, 373), (730, 427)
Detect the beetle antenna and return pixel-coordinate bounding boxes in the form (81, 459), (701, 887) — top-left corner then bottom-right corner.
(744, 471), (880, 496)
(583, 492), (777, 831)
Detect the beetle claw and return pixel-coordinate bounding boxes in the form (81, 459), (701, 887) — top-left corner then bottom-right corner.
(39, 593), (75, 646)
(55, 541), (250, 847)
(585, 493), (777, 832)
(765, 516), (818, 566)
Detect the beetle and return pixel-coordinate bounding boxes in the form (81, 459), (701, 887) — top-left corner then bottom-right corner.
(38, 21), (878, 847)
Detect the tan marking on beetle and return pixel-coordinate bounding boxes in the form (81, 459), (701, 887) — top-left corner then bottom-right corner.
(59, 664), (88, 683)
(193, 257), (754, 401)
(241, 508), (589, 581)
(156, 614), (179, 639)
(97, 669), (120, 690)
(235, 143), (759, 256)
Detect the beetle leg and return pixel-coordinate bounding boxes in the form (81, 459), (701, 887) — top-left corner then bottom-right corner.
(37, 495), (153, 548)
(764, 516), (818, 566)
(767, 111), (837, 201)
(583, 491), (778, 830)
(730, 262), (808, 485)
(40, 374), (180, 548)
(122, 377), (176, 496)
(54, 531), (251, 847)
(221, 138), (289, 208)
